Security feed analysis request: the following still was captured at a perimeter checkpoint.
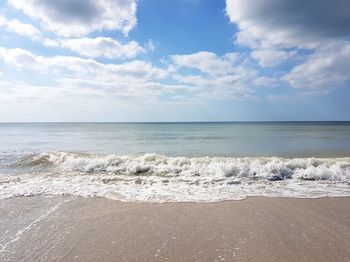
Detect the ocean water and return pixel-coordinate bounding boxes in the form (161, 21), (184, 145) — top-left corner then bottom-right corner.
(0, 122), (350, 202)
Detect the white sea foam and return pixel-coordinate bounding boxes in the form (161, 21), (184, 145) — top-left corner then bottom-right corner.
(0, 152), (349, 202)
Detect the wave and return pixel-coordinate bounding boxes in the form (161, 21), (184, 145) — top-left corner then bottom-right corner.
(1, 152), (350, 202)
(15, 152), (350, 181)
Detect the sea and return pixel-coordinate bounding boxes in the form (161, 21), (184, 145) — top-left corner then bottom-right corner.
(0, 122), (350, 202)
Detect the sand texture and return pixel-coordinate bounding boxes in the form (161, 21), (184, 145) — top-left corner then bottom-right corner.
(1, 196), (350, 262)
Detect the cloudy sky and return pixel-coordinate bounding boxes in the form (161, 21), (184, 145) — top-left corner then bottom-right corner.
(0, 0), (349, 121)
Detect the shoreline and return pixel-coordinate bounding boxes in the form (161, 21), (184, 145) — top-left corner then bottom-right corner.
(3, 194), (350, 204)
(1, 196), (350, 261)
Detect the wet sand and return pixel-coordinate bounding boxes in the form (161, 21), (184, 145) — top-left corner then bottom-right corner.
(1, 196), (350, 262)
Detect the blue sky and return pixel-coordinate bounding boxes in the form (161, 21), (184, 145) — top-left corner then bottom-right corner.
(0, 0), (349, 121)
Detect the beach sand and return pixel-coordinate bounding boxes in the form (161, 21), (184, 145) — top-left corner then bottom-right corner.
(1, 196), (350, 262)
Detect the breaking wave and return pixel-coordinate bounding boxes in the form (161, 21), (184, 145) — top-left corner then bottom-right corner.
(1, 152), (350, 202)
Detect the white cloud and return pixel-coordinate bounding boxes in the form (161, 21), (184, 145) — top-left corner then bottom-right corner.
(251, 49), (296, 67)
(171, 51), (257, 100)
(0, 14), (41, 40)
(9, 0), (137, 37)
(0, 77), (192, 105)
(0, 47), (42, 70)
(0, 46), (189, 104)
(253, 77), (278, 87)
(145, 39), (156, 53)
(226, 0), (350, 92)
(61, 37), (144, 59)
(171, 51), (239, 76)
(0, 80), (113, 104)
(0, 15), (69, 50)
(174, 66), (256, 88)
(0, 46), (262, 103)
(226, 0), (350, 49)
(43, 38), (60, 47)
(282, 42), (350, 90)
(0, 46), (166, 79)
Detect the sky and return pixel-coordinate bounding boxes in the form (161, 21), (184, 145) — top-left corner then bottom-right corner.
(0, 0), (349, 122)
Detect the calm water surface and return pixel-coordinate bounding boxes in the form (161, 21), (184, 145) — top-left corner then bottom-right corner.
(0, 122), (349, 157)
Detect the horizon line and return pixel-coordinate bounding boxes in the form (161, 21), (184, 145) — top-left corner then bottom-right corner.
(1, 120), (350, 124)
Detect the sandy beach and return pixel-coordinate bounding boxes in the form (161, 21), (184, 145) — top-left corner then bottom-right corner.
(0, 196), (349, 262)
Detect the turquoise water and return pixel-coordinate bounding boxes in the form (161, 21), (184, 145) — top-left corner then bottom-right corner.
(1, 122), (350, 157)
(0, 122), (350, 202)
